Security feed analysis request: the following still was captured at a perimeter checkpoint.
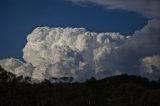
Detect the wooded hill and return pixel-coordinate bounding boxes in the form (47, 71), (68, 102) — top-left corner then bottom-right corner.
(0, 66), (160, 106)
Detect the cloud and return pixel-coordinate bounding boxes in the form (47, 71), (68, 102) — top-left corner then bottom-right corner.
(0, 27), (127, 82)
(0, 58), (33, 77)
(68, 0), (160, 18)
(101, 19), (160, 79)
(140, 55), (160, 80)
(0, 19), (160, 82)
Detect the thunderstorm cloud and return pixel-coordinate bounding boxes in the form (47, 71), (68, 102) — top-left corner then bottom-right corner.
(0, 19), (160, 82)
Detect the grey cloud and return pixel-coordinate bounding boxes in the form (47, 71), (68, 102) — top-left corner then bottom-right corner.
(102, 19), (160, 79)
(69, 0), (160, 18)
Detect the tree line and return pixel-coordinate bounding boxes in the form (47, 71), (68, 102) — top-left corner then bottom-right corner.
(0, 65), (160, 106)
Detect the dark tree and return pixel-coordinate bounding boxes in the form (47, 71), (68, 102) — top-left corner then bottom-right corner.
(0, 66), (160, 106)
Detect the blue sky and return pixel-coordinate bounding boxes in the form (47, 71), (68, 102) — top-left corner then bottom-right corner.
(0, 0), (148, 60)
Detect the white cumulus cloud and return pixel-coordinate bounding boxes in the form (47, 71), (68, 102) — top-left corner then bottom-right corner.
(0, 27), (128, 82)
(140, 55), (160, 80)
(0, 58), (33, 77)
(0, 19), (160, 82)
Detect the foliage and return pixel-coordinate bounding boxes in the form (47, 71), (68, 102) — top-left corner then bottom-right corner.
(0, 66), (160, 106)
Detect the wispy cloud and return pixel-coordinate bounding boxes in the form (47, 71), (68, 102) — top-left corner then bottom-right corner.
(68, 0), (160, 18)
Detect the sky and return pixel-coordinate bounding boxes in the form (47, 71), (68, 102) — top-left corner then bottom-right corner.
(0, 0), (160, 82)
(0, 0), (148, 60)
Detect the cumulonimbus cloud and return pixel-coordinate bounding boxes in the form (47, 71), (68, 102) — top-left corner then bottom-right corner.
(0, 27), (128, 82)
(68, 0), (160, 18)
(0, 19), (160, 82)
(102, 19), (160, 79)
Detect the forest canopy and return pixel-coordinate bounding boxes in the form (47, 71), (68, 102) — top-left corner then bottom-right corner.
(0, 65), (160, 106)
